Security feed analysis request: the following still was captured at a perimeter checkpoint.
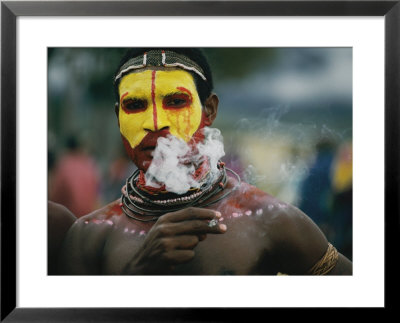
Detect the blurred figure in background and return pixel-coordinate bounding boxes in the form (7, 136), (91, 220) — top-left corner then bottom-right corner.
(331, 142), (353, 260)
(298, 138), (337, 235)
(298, 138), (352, 260)
(49, 135), (101, 217)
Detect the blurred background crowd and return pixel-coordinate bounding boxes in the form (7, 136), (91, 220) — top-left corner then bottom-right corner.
(48, 48), (352, 260)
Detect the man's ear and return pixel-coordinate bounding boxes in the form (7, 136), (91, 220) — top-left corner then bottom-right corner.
(114, 102), (120, 127)
(203, 93), (219, 126)
(114, 102), (119, 118)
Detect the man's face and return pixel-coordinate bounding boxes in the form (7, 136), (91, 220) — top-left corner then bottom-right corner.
(117, 69), (204, 170)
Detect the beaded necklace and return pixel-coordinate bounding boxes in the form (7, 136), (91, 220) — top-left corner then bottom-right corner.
(120, 161), (241, 222)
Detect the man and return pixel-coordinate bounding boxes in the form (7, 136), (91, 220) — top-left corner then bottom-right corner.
(58, 48), (352, 275)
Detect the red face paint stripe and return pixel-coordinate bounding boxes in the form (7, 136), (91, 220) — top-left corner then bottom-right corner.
(120, 92), (129, 102)
(176, 87), (193, 103)
(151, 70), (158, 131)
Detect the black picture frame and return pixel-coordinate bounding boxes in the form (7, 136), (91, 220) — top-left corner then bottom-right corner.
(1, 0), (398, 321)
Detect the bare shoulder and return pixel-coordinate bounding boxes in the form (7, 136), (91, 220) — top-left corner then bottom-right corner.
(58, 199), (121, 275)
(228, 182), (352, 275)
(259, 197), (352, 275)
(261, 200), (329, 274)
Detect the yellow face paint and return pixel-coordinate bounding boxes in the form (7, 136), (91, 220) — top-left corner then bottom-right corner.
(118, 69), (203, 150)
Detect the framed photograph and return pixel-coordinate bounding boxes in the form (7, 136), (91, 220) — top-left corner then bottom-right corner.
(2, 0), (398, 321)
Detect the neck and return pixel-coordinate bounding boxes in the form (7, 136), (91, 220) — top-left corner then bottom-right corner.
(120, 161), (241, 221)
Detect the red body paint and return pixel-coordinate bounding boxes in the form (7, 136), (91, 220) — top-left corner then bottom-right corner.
(219, 184), (269, 217)
(105, 202), (123, 219)
(120, 92), (129, 102)
(176, 87), (193, 100)
(189, 111), (209, 146)
(151, 70), (158, 131)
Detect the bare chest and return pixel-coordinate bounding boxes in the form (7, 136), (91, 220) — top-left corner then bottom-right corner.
(102, 215), (270, 275)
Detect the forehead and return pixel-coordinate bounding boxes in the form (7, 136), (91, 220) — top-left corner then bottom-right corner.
(118, 69), (196, 95)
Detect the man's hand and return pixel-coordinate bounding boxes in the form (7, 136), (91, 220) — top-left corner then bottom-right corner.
(122, 207), (226, 275)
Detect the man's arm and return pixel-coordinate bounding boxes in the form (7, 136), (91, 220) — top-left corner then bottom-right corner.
(58, 216), (113, 275)
(267, 204), (352, 275)
(48, 201), (76, 274)
(325, 253), (353, 275)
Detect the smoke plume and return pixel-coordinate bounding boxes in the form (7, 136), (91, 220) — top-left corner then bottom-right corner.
(145, 127), (225, 195)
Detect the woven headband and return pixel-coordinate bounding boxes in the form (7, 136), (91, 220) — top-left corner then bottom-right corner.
(114, 50), (207, 82)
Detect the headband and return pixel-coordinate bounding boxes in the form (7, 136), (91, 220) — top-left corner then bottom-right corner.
(114, 50), (207, 83)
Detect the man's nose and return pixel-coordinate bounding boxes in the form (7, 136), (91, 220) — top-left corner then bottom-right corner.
(143, 102), (170, 132)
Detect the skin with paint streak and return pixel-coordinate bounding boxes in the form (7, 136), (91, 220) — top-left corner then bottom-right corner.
(58, 67), (352, 275)
(118, 69), (206, 172)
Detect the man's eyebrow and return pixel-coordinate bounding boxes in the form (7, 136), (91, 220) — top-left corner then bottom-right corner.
(164, 91), (190, 97)
(176, 87), (192, 97)
(163, 87), (193, 98)
(120, 92), (146, 101)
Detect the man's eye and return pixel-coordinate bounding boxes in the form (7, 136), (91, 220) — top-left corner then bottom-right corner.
(123, 99), (147, 111)
(169, 98), (186, 106)
(163, 95), (190, 108)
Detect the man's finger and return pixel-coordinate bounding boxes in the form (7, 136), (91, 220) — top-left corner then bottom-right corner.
(160, 207), (221, 223)
(160, 220), (227, 236)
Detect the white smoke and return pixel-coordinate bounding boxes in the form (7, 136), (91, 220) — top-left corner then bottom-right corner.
(145, 127), (225, 195)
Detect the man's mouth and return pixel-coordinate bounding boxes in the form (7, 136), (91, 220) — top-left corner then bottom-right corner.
(142, 146), (156, 151)
(139, 129), (171, 152)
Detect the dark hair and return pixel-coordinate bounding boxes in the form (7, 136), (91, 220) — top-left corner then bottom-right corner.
(113, 48), (214, 105)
